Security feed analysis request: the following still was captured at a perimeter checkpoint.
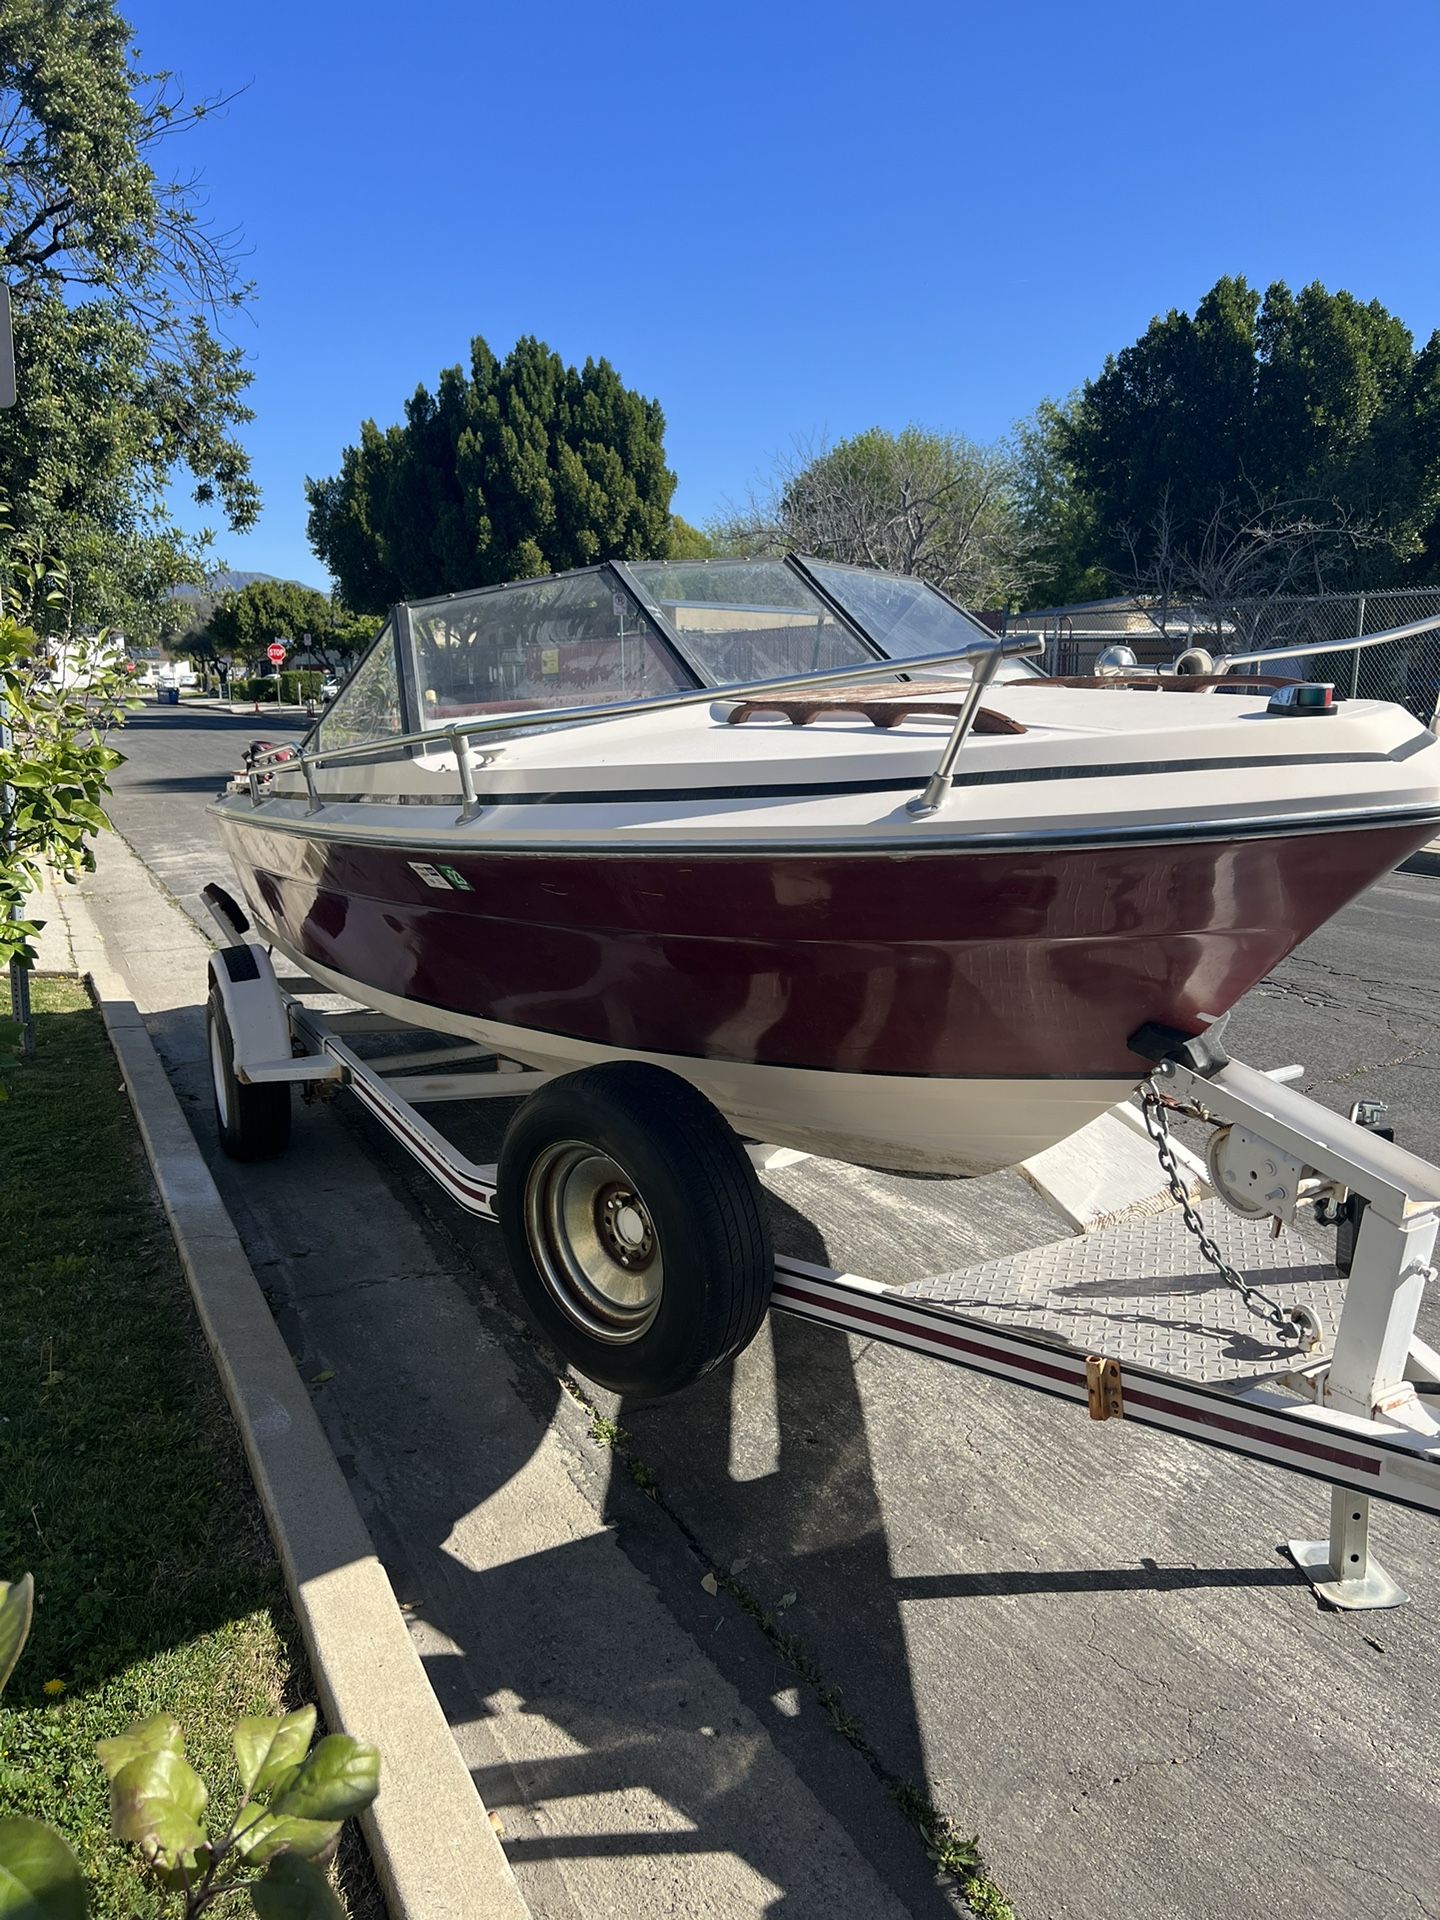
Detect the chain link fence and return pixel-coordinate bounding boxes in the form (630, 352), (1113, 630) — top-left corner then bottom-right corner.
(1003, 588), (1440, 728)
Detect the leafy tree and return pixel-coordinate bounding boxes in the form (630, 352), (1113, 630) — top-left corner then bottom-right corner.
(1, 510), (133, 988)
(0, 2), (258, 640)
(313, 611), (383, 677)
(665, 515), (713, 560)
(1034, 275), (1440, 598)
(183, 582), (379, 684)
(1009, 401), (1108, 606)
(306, 336), (677, 609)
(720, 427), (1035, 606)
(206, 581), (331, 661)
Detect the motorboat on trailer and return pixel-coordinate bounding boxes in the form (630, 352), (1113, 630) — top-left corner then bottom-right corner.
(213, 555), (1440, 1179)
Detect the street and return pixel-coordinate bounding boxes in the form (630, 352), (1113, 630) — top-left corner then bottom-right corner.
(96, 702), (1440, 1920)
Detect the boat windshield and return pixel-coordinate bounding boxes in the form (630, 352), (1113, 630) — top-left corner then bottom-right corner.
(626, 559), (874, 683)
(310, 555), (1016, 756)
(314, 618), (404, 754)
(410, 572), (691, 724)
(799, 560), (999, 660)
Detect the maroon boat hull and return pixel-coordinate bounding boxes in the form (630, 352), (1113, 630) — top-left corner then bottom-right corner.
(216, 816), (1433, 1080)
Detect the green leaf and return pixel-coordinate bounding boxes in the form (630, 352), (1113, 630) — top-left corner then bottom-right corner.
(234, 1706), (316, 1797)
(231, 1809), (340, 1866)
(270, 1737), (379, 1824)
(95, 1716), (183, 1782)
(250, 1853), (345, 1920)
(0, 1816), (88, 1919)
(0, 1576), (34, 1697)
(107, 1748), (208, 1870)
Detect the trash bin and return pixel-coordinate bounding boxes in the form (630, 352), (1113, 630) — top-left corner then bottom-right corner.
(158, 686), (180, 706)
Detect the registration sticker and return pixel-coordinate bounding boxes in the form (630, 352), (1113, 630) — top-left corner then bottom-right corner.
(409, 862), (452, 889)
(436, 864), (473, 891)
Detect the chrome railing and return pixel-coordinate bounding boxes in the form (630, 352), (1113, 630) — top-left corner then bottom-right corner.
(1220, 610), (1440, 667)
(245, 632), (1044, 816)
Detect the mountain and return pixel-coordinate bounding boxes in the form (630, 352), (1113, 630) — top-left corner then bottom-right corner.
(168, 570), (324, 603)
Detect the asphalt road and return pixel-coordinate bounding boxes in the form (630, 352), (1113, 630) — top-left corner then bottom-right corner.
(100, 702), (1440, 1920)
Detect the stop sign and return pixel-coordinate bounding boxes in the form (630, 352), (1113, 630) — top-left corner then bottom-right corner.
(266, 643), (286, 664)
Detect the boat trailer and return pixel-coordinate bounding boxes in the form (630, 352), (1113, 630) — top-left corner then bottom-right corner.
(199, 885), (1440, 1613)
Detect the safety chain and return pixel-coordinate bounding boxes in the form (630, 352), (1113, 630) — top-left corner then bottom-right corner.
(1139, 1079), (1305, 1346)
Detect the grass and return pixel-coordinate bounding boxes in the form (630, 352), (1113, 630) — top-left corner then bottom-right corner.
(0, 977), (380, 1916)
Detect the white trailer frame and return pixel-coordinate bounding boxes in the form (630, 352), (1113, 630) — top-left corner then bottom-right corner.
(202, 897), (1440, 1614)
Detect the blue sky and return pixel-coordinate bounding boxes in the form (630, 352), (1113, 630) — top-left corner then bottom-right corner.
(129, 0), (1440, 590)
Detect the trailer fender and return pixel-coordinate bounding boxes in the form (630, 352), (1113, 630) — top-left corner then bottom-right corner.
(206, 943), (308, 1084)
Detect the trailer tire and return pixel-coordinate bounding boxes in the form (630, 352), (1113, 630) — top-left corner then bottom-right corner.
(207, 986), (291, 1162)
(498, 1063), (772, 1397)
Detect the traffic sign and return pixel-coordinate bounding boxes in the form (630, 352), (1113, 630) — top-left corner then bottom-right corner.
(266, 643), (286, 664)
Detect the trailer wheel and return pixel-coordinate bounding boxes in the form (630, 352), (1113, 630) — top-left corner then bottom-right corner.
(498, 1063), (772, 1397)
(207, 986), (291, 1162)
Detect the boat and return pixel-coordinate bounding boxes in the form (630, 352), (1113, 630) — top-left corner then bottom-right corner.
(212, 555), (1440, 1177)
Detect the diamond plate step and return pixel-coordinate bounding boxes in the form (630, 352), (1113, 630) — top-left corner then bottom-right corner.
(897, 1207), (1343, 1387)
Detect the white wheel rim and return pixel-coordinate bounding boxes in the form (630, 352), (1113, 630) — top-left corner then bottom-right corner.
(524, 1140), (663, 1344)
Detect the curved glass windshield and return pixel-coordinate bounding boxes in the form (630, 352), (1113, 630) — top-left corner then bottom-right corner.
(800, 559), (1002, 659)
(627, 559), (875, 684)
(314, 621), (403, 753)
(411, 572), (690, 724)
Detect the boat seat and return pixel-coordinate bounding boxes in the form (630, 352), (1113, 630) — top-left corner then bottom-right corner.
(724, 687), (1027, 733)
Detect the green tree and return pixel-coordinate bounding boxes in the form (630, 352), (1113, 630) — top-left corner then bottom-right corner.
(724, 428), (1034, 607)
(0, 2), (258, 640)
(665, 515), (713, 560)
(193, 581), (379, 682)
(1035, 275), (1440, 597)
(1010, 400), (1108, 606)
(0, 511), (133, 986)
(306, 336), (677, 610)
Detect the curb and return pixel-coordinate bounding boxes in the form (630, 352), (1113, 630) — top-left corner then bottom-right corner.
(184, 698), (314, 717)
(59, 881), (530, 1920)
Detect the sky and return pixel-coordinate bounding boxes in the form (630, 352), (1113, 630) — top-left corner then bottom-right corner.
(126, 0), (1440, 590)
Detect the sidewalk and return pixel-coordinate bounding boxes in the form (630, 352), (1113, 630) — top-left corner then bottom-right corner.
(181, 694), (315, 717)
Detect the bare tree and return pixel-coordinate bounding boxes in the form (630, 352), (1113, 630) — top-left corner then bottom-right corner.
(714, 427), (1037, 608)
(1118, 482), (1389, 651)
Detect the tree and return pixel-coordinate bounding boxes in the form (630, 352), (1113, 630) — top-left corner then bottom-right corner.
(1, 510), (133, 989)
(187, 579), (378, 683)
(1037, 275), (1440, 597)
(0, 2), (258, 640)
(1010, 400), (1109, 606)
(665, 515), (713, 560)
(306, 336), (677, 610)
(720, 427), (1035, 607)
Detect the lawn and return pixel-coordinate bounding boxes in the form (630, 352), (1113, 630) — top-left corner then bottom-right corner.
(0, 976), (378, 1915)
